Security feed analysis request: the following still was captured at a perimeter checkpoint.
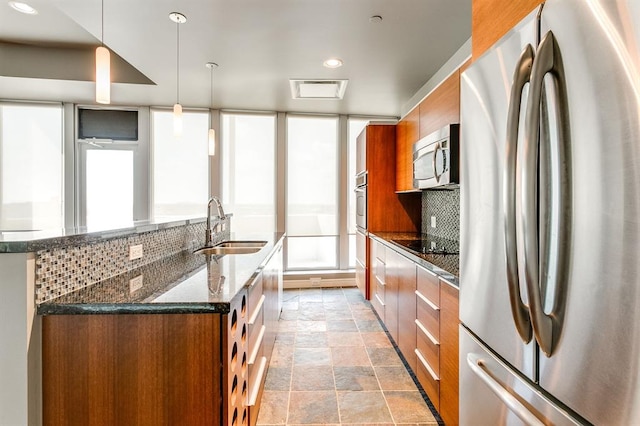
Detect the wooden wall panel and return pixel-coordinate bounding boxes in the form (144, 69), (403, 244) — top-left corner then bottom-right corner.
(43, 314), (223, 426)
(419, 70), (461, 139)
(472, 0), (544, 59)
(367, 125), (420, 232)
(395, 118), (408, 191)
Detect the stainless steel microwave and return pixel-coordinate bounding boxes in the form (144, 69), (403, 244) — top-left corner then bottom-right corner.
(413, 123), (459, 189)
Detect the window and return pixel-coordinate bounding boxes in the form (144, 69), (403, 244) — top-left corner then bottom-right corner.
(0, 103), (63, 231)
(152, 109), (209, 219)
(286, 115), (339, 270)
(347, 118), (369, 268)
(221, 112), (276, 233)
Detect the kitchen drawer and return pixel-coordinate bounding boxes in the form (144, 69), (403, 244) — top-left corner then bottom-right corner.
(373, 258), (385, 285)
(372, 239), (385, 263)
(415, 348), (440, 411)
(416, 318), (440, 377)
(416, 289), (440, 340)
(248, 273), (263, 317)
(371, 291), (385, 321)
(417, 266), (439, 307)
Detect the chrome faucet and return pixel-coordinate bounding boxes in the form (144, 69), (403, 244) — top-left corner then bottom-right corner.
(205, 196), (226, 247)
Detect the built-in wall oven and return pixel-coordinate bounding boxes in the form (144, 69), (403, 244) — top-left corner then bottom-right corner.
(355, 171), (367, 230)
(413, 123), (460, 189)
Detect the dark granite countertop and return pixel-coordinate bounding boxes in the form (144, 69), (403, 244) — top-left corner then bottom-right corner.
(0, 216), (212, 253)
(37, 232), (285, 315)
(369, 231), (459, 287)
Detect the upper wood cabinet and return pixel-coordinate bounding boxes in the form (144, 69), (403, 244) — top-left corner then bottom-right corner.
(395, 108), (420, 192)
(419, 70), (461, 139)
(472, 0), (544, 59)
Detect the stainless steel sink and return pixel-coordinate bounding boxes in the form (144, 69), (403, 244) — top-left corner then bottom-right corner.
(193, 240), (267, 255)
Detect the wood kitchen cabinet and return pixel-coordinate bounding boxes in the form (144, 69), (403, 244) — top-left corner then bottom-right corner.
(370, 238), (459, 425)
(419, 70), (461, 139)
(472, 0), (544, 59)
(439, 279), (459, 426)
(395, 108), (420, 192)
(359, 124), (419, 233)
(356, 229), (369, 299)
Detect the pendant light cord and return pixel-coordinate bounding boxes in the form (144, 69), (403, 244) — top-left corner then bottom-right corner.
(210, 67), (214, 108)
(101, 0), (104, 46)
(176, 21), (180, 104)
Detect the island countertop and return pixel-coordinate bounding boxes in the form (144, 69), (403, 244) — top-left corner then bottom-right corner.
(37, 232), (284, 315)
(0, 217), (211, 253)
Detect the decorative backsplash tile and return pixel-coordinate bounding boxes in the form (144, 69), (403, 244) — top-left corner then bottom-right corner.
(35, 217), (230, 304)
(422, 188), (460, 242)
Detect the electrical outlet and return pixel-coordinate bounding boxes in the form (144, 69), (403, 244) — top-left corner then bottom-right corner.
(129, 274), (143, 293)
(431, 241), (437, 250)
(310, 277), (322, 287)
(430, 216), (437, 228)
(129, 244), (143, 260)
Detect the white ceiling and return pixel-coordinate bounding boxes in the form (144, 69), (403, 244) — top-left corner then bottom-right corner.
(0, 0), (471, 117)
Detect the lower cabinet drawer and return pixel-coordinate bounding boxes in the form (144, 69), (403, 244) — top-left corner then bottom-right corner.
(415, 348), (440, 411)
(416, 290), (440, 340)
(371, 292), (385, 321)
(416, 319), (440, 377)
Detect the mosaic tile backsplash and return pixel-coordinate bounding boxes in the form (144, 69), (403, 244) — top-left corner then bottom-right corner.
(35, 217), (230, 304)
(422, 188), (460, 242)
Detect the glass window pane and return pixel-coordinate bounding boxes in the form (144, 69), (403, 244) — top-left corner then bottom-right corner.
(86, 150), (133, 229)
(0, 103), (63, 230)
(287, 236), (337, 270)
(221, 113), (275, 233)
(152, 110), (209, 219)
(287, 116), (338, 238)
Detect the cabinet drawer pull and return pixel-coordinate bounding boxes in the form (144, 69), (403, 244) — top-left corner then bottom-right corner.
(248, 356), (268, 407)
(415, 319), (439, 346)
(248, 325), (266, 365)
(248, 295), (266, 325)
(375, 294), (385, 306)
(415, 348), (440, 381)
(415, 290), (439, 311)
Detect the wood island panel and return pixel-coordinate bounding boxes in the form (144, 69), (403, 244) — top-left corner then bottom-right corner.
(472, 0), (544, 59)
(419, 70), (461, 139)
(43, 314), (223, 426)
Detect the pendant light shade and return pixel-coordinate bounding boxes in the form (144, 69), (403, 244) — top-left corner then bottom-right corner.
(170, 12), (187, 137)
(173, 103), (183, 136)
(95, 0), (110, 104)
(206, 62), (218, 156)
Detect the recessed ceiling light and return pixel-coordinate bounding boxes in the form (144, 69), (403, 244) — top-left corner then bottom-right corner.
(8, 1), (37, 14)
(323, 58), (343, 69)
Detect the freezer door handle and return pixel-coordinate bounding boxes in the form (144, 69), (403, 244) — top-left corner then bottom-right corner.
(467, 353), (546, 426)
(504, 43), (535, 344)
(524, 30), (571, 357)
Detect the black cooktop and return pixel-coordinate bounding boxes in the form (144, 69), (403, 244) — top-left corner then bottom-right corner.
(392, 238), (459, 255)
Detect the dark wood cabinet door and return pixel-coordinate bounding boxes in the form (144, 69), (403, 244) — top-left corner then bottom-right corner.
(439, 281), (459, 426)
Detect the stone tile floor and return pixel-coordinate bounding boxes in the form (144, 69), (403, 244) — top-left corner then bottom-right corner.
(256, 287), (439, 426)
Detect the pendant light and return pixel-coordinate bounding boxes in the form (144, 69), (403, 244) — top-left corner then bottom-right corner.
(206, 62), (218, 156)
(95, 0), (110, 104)
(169, 12), (187, 137)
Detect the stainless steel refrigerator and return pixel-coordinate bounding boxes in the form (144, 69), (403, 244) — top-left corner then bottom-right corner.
(460, 1), (640, 424)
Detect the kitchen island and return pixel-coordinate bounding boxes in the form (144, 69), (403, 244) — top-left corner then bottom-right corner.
(38, 231), (284, 426)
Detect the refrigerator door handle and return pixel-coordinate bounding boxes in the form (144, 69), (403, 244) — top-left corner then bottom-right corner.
(467, 353), (546, 426)
(523, 30), (571, 357)
(504, 44), (535, 344)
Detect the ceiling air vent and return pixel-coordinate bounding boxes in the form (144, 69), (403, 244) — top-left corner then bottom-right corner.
(289, 79), (348, 100)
